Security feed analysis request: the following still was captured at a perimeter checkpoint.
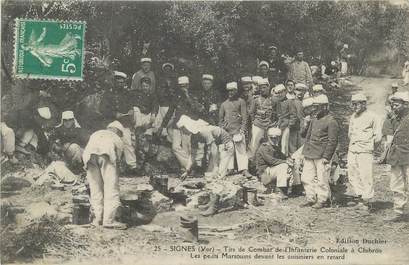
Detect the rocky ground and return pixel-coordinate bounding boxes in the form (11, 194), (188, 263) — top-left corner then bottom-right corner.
(1, 76), (409, 265)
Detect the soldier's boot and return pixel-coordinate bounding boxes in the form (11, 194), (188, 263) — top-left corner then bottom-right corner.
(201, 194), (220, 217)
(276, 187), (289, 200)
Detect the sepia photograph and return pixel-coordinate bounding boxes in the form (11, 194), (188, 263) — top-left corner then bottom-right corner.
(1, 0), (409, 264)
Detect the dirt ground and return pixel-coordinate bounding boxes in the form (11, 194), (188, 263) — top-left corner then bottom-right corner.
(1, 76), (409, 265)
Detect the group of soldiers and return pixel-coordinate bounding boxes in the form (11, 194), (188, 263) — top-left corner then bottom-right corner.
(1, 47), (408, 228)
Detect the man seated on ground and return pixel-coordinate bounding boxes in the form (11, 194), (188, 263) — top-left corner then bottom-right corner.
(82, 121), (127, 229)
(177, 115), (234, 178)
(256, 127), (293, 199)
(16, 107), (53, 157)
(1, 121), (18, 164)
(51, 111), (90, 170)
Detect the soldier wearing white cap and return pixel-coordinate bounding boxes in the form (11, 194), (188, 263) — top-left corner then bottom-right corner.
(241, 76), (255, 111)
(258, 61), (270, 81)
(256, 127), (292, 199)
(197, 74), (220, 125)
(287, 50), (313, 88)
(251, 76), (262, 96)
(158, 76), (205, 176)
(347, 93), (381, 211)
(383, 92), (409, 221)
(100, 72), (137, 173)
(294, 83), (308, 100)
(16, 106), (53, 156)
(301, 94), (339, 209)
(219, 82), (252, 177)
(82, 121), (127, 229)
(340, 44), (349, 76)
(267, 45), (287, 85)
(177, 115), (234, 179)
(131, 57), (156, 92)
(248, 78), (277, 159)
(240, 76), (256, 146)
(273, 84), (289, 155)
(52, 111), (90, 167)
(190, 74), (221, 171)
(288, 97), (318, 196)
(278, 80), (303, 156)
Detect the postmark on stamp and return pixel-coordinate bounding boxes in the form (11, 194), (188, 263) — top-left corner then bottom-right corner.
(14, 18), (86, 81)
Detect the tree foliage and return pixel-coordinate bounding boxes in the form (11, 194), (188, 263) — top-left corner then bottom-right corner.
(1, 0), (408, 105)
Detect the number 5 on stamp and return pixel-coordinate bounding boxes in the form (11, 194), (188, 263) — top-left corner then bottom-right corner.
(13, 18), (86, 81)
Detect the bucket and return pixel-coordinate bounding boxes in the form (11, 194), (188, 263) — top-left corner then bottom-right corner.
(179, 215), (198, 242)
(72, 203), (90, 225)
(150, 175), (169, 195)
(243, 187), (258, 205)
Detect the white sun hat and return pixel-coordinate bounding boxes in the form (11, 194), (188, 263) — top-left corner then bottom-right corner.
(178, 76), (189, 85)
(107, 120), (125, 134)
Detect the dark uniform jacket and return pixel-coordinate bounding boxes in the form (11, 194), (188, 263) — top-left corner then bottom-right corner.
(129, 89), (158, 115)
(99, 89), (132, 127)
(268, 56), (288, 85)
(157, 73), (177, 107)
(161, 90), (205, 129)
(195, 88), (221, 125)
(278, 95), (302, 131)
(386, 109), (409, 166)
(256, 142), (287, 176)
(302, 113), (339, 161)
(51, 126), (91, 147)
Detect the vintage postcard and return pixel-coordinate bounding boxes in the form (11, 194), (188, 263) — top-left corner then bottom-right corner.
(1, 1), (409, 265)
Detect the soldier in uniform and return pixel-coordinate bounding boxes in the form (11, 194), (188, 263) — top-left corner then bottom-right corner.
(256, 127), (293, 199)
(219, 82), (252, 177)
(191, 74), (222, 172)
(301, 94), (339, 209)
(100, 71), (137, 173)
(279, 80), (303, 156)
(383, 92), (409, 222)
(240, 76), (255, 146)
(196, 74), (220, 125)
(157, 76), (205, 177)
(267, 45), (287, 86)
(248, 78), (277, 159)
(347, 93), (381, 211)
(131, 57), (156, 93)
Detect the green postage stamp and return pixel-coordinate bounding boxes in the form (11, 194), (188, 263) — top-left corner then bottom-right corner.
(14, 18), (86, 81)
